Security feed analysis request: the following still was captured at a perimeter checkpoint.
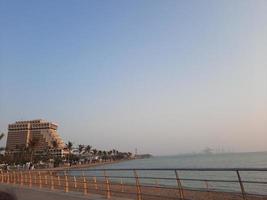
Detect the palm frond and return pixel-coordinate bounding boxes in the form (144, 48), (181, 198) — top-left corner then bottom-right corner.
(0, 147), (5, 151)
(0, 133), (5, 140)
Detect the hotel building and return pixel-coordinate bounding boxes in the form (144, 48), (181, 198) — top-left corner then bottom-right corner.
(6, 119), (66, 157)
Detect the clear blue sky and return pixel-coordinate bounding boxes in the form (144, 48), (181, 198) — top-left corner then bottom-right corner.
(0, 0), (267, 155)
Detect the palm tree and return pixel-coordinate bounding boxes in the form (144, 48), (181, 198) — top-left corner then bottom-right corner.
(51, 140), (59, 158)
(103, 151), (107, 161)
(0, 133), (5, 153)
(92, 149), (98, 156)
(108, 150), (113, 161)
(78, 144), (84, 154)
(127, 152), (132, 158)
(0, 133), (4, 140)
(85, 145), (92, 154)
(83, 145), (92, 163)
(66, 141), (73, 163)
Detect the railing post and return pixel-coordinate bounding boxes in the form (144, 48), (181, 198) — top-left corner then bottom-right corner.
(73, 176), (77, 189)
(155, 179), (160, 193)
(175, 170), (184, 200)
(120, 178), (124, 192)
(50, 171), (54, 190)
(58, 175), (61, 188)
(104, 170), (111, 199)
(205, 180), (213, 200)
(10, 171), (13, 184)
(17, 172), (19, 184)
(236, 170), (247, 200)
(34, 173), (37, 185)
(18, 172), (20, 185)
(12, 171), (14, 184)
(13, 171), (17, 185)
(13, 171), (16, 185)
(20, 171), (23, 186)
(39, 171), (42, 188)
(155, 179), (159, 186)
(7, 171), (10, 184)
(28, 171), (32, 188)
(10, 171), (12, 184)
(64, 171), (69, 193)
(15, 172), (19, 184)
(133, 170), (142, 200)
(24, 173), (29, 186)
(93, 177), (98, 190)
(82, 172), (88, 195)
(45, 175), (48, 186)
(3, 172), (5, 183)
(25, 172), (27, 185)
(1, 171), (3, 183)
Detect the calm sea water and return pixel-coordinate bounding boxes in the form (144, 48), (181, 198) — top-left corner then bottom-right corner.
(72, 152), (267, 194)
(102, 151), (267, 169)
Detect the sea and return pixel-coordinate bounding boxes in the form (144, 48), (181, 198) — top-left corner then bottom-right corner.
(102, 151), (267, 169)
(71, 152), (267, 195)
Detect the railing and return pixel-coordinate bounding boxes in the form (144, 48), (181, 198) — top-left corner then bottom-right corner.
(1, 168), (267, 200)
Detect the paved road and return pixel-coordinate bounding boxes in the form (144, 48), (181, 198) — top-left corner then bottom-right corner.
(0, 184), (131, 200)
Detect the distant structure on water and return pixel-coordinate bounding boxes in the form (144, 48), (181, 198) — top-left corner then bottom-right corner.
(202, 147), (213, 154)
(135, 154), (153, 159)
(6, 119), (67, 157)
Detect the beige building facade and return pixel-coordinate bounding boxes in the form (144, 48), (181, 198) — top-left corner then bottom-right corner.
(6, 119), (66, 156)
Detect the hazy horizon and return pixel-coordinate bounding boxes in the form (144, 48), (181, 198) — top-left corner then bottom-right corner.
(0, 1), (267, 155)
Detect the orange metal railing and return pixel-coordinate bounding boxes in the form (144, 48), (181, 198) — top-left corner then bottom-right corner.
(1, 168), (267, 200)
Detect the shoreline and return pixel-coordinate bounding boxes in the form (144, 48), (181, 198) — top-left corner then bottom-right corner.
(44, 159), (134, 171)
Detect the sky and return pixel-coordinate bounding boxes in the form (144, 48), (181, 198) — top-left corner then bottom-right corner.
(0, 0), (267, 155)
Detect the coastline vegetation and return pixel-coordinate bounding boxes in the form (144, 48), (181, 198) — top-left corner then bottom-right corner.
(0, 134), (133, 169)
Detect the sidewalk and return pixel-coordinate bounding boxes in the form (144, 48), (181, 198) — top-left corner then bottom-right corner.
(0, 184), (132, 200)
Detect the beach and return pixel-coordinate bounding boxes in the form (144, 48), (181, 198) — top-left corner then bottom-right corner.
(45, 159), (134, 171)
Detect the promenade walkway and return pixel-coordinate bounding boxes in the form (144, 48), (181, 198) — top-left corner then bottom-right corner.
(0, 184), (131, 200)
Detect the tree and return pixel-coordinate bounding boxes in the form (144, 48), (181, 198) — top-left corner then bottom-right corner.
(127, 152), (132, 158)
(102, 151), (107, 161)
(66, 141), (73, 163)
(0, 133), (4, 140)
(112, 149), (117, 156)
(84, 145), (92, 154)
(108, 150), (112, 160)
(78, 144), (84, 155)
(83, 145), (92, 163)
(54, 156), (63, 167)
(92, 149), (98, 156)
(0, 133), (5, 153)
